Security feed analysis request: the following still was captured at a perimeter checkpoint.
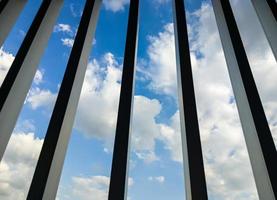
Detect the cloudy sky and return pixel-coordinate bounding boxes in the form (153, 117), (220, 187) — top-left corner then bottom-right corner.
(0, 0), (276, 199)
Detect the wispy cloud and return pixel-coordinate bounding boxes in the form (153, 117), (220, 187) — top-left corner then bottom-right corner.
(54, 23), (73, 35)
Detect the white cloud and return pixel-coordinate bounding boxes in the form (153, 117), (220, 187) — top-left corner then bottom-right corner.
(0, 132), (43, 200)
(54, 24), (73, 35)
(70, 3), (82, 18)
(0, 48), (14, 85)
(144, 24), (177, 96)
(61, 38), (74, 48)
(148, 176), (165, 183)
(103, 0), (129, 12)
(34, 69), (44, 85)
(75, 53), (121, 142)
(0, 48), (44, 86)
(132, 96), (162, 162)
(70, 176), (109, 200)
(15, 119), (36, 133)
(58, 176), (133, 200)
(93, 38), (97, 45)
(75, 53), (163, 162)
(159, 111), (182, 162)
(54, 24), (75, 47)
(26, 87), (56, 109)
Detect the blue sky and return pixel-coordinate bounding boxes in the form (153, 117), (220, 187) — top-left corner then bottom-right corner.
(0, 0), (276, 200)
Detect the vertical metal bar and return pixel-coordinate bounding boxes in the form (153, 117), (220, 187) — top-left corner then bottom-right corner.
(172, 1), (208, 200)
(0, 0), (63, 161)
(108, 0), (139, 199)
(212, 0), (277, 199)
(251, 0), (277, 60)
(266, 0), (277, 20)
(27, 0), (101, 199)
(0, 0), (27, 47)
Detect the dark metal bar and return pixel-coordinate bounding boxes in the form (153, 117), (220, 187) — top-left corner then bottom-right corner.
(0, 0), (27, 47)
(212, 0), (277, 199)
(0, 0), (9, 14)
(108, 0), (139, 199)
(172, 0), (208, 199)
(266, 0), (277, 21)
(0, 0), (63, 161)
(27, 0), (101, 199)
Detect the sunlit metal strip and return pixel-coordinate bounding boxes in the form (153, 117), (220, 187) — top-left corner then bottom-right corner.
(0, 0), (63, 161)
(27, 0), (102, 199)
(108, 0), (139, 199)
(212, 0), (277, 199)
(172, 0), (208, 199)
(251, 0), (277, 60)
(0, 0), (27, 46)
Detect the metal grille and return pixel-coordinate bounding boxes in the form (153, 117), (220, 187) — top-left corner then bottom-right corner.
(0, 0), (276, 199)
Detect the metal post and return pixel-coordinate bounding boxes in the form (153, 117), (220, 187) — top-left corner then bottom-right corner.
(108, 0), (139, 199)
(266, 0), (277, 20)
(0, 0), (27, 47)
(0, 0), (63, 161)
(251, 0), (277, 60)
(172, 1), (208, 200)
(212, 0), (277, 199)
(27, 0), (101, 199)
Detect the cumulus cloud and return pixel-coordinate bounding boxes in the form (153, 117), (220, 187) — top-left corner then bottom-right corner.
(57, 176), (133, 200)
(144, 24), (177, 96)
(75, 53), (164, 162)
(61, 38), (74, 48)
(159, 111), (182, 162)
(0, 47), (44, 86)
(103, 0), (129, 12)
(0, 48), (53, 112)
(0, 132), (43, 200)
(132, 96), (162, 162)
(0, 131), (128, 200)
(0, 48), (14, 85)
(75, 53), (122, 142)
(140, 0), (277, 198)
(26, 87), (56, 110)
(229, 0), (277, 146)
(1, 1), (275, 199)
(69, 175), (110, 200)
